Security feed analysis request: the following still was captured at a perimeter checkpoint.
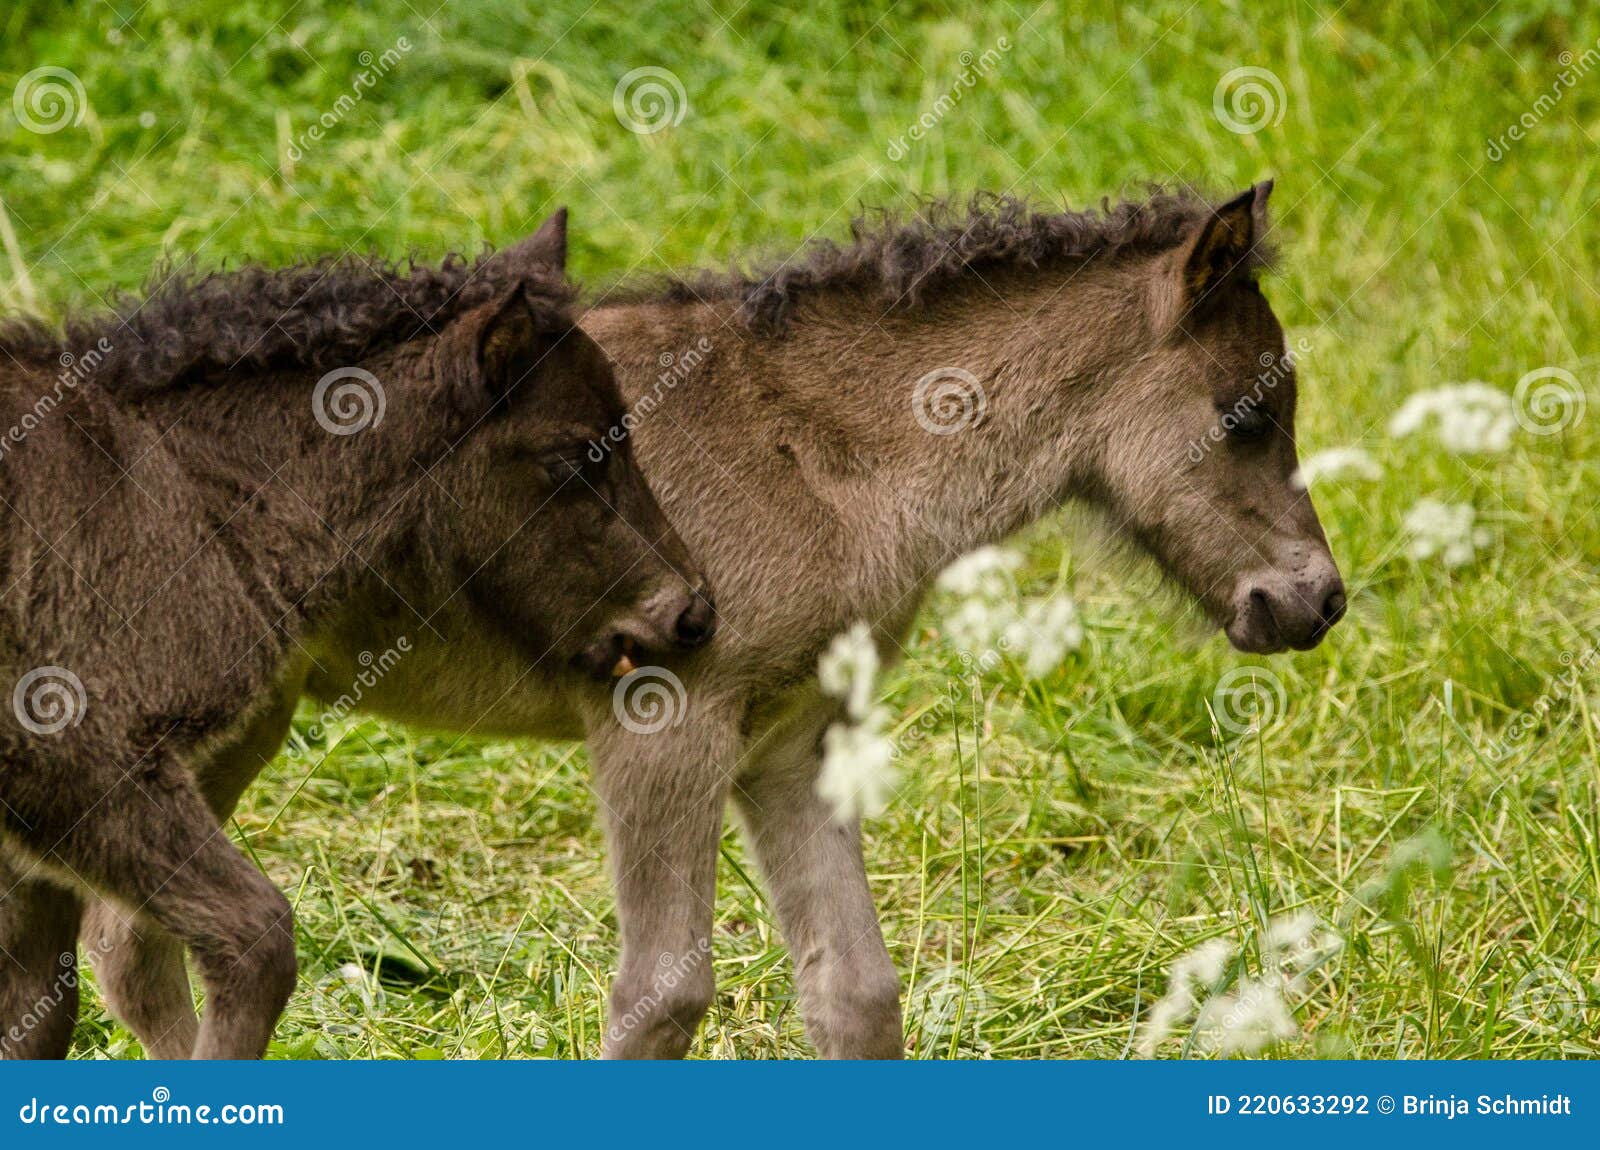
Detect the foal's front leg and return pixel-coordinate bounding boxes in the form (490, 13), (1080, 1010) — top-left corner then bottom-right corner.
(584, 696), (741, 1059)
(83, 678), (301, 1059)
(733, 704), (903, 1058)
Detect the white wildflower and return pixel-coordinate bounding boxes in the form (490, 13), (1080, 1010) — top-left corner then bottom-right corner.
(1388, 382), (1515, 454)
(1404, 498), (1492, 568)
(1263, 910), (1318, 960)
(817, 715), (897, 823)
(1294, 445), (1380, 488)
(1193, 976), (1298, 1055)
(818, 621), (879, 721)
(942, 596), (1013, 658)
(1003, 596), (1084, 678)
(816, 623), (898, 823)
(1137, 912), (1339, 1058)
(935, 546), (1021, 600)
(934, 548), (1082, 679)
(1137, 936), (1234, 1058)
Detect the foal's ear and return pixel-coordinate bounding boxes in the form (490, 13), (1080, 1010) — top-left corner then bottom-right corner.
(1169, 180), (1272, 317)
(436, 285), (554, 416)
(488, 208), (569, 275)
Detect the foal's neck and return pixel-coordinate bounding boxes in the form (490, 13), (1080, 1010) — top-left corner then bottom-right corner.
(778, 264), (1137, 566)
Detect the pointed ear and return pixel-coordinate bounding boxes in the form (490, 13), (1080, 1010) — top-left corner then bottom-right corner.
(1173, 181), (1272, 311)
(490, 208), (568, 276)
(436, 284), (553, 417)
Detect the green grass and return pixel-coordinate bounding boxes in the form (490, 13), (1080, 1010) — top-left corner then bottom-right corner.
(6, 0), (1599, 1058)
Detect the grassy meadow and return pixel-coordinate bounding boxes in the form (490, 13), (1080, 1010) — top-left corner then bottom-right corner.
(3, 0), (1598, 1058)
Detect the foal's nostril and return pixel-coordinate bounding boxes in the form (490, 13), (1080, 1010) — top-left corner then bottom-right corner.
(673, 592), (717, 648)
(1322, 588), (1348, 626)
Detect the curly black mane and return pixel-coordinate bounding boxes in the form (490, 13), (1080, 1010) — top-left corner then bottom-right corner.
(0, 252), (574, 392)
(619, 189), (1267, 333)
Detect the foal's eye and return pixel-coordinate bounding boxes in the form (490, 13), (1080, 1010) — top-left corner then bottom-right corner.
(540, 446), (608, 489)
(1222, 402), (1271, 442)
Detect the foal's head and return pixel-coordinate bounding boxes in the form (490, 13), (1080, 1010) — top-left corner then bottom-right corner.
(425, 212), (715, 678)
(1095, 182), (1343, 652)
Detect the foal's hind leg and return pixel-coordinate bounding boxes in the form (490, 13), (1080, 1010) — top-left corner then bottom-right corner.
(733, 702), (904, 1058)
(0, 857), (82, 1059)
(84, 686), (300, 1059)
(10, 761), (296, 1060)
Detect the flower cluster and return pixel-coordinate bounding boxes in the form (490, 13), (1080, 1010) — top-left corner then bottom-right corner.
(1137, 912), (1342, 1058)
(934, 546), (1083, 677)
(1294, 445), (1380, 488)
(1388, 381), (1515, 454)
(1403, 498), (1492, 568)
(815, 623), (898, 823)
